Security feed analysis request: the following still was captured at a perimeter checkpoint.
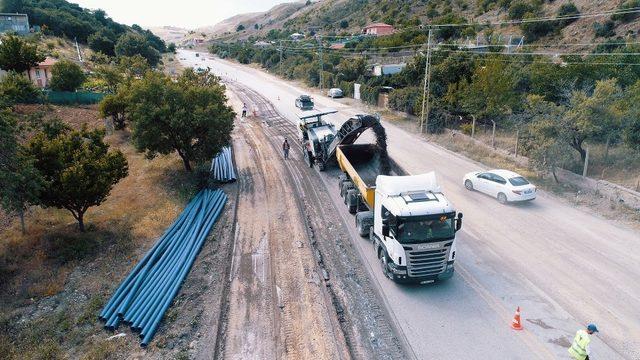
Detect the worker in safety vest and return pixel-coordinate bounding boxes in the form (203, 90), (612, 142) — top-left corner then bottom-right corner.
(568, 323), (598, 360)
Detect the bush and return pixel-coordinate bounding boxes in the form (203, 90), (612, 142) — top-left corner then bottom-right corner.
(360, 85), (382, 105)
(0, 71), (42, 104)
(388, 87), (422, 115)
(593, 21), (616, 38)
(508, 0), (538, 20)
(611, 0), (640, 22)
(557, 3), (580, 27)
(460, 123), (473, 135)
(115, 33), (160, 67)
(50, 60), (86, 91)
(521, 12), (557, 40)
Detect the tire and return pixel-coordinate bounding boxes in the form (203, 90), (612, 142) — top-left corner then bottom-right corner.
(347, 191), (358, 213)
(464, 179), (474, 191)
(379, 249), (392, 280)
(340, 181), (353, 198)
(497, 192), (508, 204)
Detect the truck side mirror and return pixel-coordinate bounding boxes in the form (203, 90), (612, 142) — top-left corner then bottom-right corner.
(382, 224), (390, 237)
(455, 212), (463, 232)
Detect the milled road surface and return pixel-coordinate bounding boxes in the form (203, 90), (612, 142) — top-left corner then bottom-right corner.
(180, 50), (639, 359)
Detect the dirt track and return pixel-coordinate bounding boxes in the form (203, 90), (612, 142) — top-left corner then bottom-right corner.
(211, 84), (407, 360)
(209, 92), (350, 360)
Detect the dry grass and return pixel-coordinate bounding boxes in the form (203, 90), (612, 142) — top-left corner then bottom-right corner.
(0, 105), (200, 359)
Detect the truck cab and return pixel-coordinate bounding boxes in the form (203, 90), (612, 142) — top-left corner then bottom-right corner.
(372, 173), (463, 283)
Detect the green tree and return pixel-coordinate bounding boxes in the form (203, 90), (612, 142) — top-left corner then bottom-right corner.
(0, 71), (42, 104)
(620, 80), (640, 150)
(565, 79), (624, 161)
(236, 24), (245, 32)
(98, 92), (128, 130)
(0, 34), (45, 73)
(336, 57), (366, 82)
(117, 55), (150, 79)
(167, 42), (176, 53)
(50, 60), (86, 91)
(115, 33), (160, 67)
(525, 95), (573, 183)
(27, 121), (128, 232)
(87, 29), (116, 56)
(126, 70), (235, 172)
(94, 64), (124, 93)
(459, 60), (521, 120)
(0, 110), (44, 234)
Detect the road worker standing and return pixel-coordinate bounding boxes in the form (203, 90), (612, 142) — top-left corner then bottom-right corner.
(282, 138), (291, 159)
(568, 323), (598, 360)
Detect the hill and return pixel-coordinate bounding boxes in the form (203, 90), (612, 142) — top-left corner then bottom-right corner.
(1, 0), (166, 58)
(199, 0), (638, 48)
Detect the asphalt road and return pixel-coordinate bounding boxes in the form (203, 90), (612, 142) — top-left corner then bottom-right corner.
(179, 50), (639, 359)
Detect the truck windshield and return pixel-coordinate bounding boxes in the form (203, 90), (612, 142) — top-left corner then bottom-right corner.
(396, 217), (454, 243)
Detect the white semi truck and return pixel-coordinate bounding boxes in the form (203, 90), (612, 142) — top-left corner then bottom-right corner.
(334, 117), (463, 283)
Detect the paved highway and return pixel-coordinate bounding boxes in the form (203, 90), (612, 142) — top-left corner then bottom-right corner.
(179, 50), (638, 359)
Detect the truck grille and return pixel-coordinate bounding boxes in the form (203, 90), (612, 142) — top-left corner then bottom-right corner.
(403, 242), (451, 277)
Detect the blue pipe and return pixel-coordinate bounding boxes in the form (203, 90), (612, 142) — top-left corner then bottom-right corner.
(100, 194), (201, 321)
(141, 191), (227, 346)
(115, 192), (206, 317)
(135, 191), (220, 331)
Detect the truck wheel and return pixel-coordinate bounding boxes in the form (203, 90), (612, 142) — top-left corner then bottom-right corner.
(346, 190), (358, 212)
(356, 211), (374, 238)
(340, 181), (353, 198)
(338, 175), (347, 191)
(379, 250), (393, 280)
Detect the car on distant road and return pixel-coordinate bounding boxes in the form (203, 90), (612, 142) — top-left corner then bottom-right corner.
(327, 88), (343, 98)
(463, 169), (536, 204)
(295, 95), (314, 110)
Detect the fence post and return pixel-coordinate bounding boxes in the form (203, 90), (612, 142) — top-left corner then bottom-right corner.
(514, 129), (519, 157)
(471, 115), (476, 138)
(491, 120), (496, 149)
(582, 147), (589, 177)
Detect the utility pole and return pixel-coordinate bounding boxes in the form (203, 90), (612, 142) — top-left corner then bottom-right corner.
(420, 28), (432, 134)
(514, 129), (519, 157)
(471, 115), (476, 138)
(583, 147), (590, 177)
(491, 120), (496, 149)
(317, 36), (324, 91)
(279, 40), (283, 75)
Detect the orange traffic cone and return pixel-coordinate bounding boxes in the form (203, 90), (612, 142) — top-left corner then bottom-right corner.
(511, 306), (523, 330)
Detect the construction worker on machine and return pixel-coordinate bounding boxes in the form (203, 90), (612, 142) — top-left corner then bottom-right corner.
(568, 323), (598, 360)
(282, 138), (291, 159)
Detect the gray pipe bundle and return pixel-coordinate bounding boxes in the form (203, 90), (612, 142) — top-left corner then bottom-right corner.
(210, 146), (236, 182)
(98, 188), (227, 347)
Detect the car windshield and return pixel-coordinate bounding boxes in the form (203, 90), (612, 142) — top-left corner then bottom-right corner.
(508, 176), (530, 186)
(396, 217), (454, 243)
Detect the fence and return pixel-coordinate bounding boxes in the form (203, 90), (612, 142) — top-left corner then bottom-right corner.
(43, 90), (106, 105)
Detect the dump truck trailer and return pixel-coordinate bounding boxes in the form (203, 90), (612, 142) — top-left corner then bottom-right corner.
(337, 143), (463, 283)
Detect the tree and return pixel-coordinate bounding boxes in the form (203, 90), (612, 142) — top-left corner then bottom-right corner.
(50, 60), (86, 91)
(620, 80), (640, 150)
(98, 92), (128, 130)
(27, 121), (128, 231)
(115, 33), (160, 67)
(94, 64), (124, 93)
(87, 29), (116, 56)
(336, 57), (366, 81)
(0, 71), (42, 104)
(525, 95), (573, 183)
(459, 60), (521, 120)
(236, 24), (245, 32)
(557, 3), (580, 27)
(0, 110), (44, 234)
(126, 70), (235, 172)
(564, 79), (624, 162)
(167, 42), (176, 53)
(117, 55), (150, 79)
(340, 20), (349, 29)
(0, 34), (45, 73)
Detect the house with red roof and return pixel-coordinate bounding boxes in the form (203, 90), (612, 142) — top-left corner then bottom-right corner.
(362, 23), (395, 36)
(26, 57), (57, 88)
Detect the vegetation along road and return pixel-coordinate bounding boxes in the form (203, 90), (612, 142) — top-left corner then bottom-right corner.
(180, 49), (639, 359)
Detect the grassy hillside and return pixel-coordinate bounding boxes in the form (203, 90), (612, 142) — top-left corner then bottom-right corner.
(207, 0), (638, 48)
(2, 0), (166, 58)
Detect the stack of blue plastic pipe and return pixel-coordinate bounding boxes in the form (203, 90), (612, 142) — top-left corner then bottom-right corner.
(98, 188), (227, 347)
(210, 146), (236, 182)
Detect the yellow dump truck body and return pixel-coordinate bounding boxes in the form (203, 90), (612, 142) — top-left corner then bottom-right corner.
(336, 145), (376, 209)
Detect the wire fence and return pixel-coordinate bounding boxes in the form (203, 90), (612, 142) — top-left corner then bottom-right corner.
(43, 90), (106, 105)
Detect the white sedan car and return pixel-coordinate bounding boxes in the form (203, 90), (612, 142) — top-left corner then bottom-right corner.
(463, 169), (536, 204)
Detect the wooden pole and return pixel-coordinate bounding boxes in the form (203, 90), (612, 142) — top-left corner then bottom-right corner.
(515, 129), (519, 157)
(582, 147), (589, 177)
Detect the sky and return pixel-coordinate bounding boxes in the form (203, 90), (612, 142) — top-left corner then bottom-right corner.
(69, 0), (296, 29)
